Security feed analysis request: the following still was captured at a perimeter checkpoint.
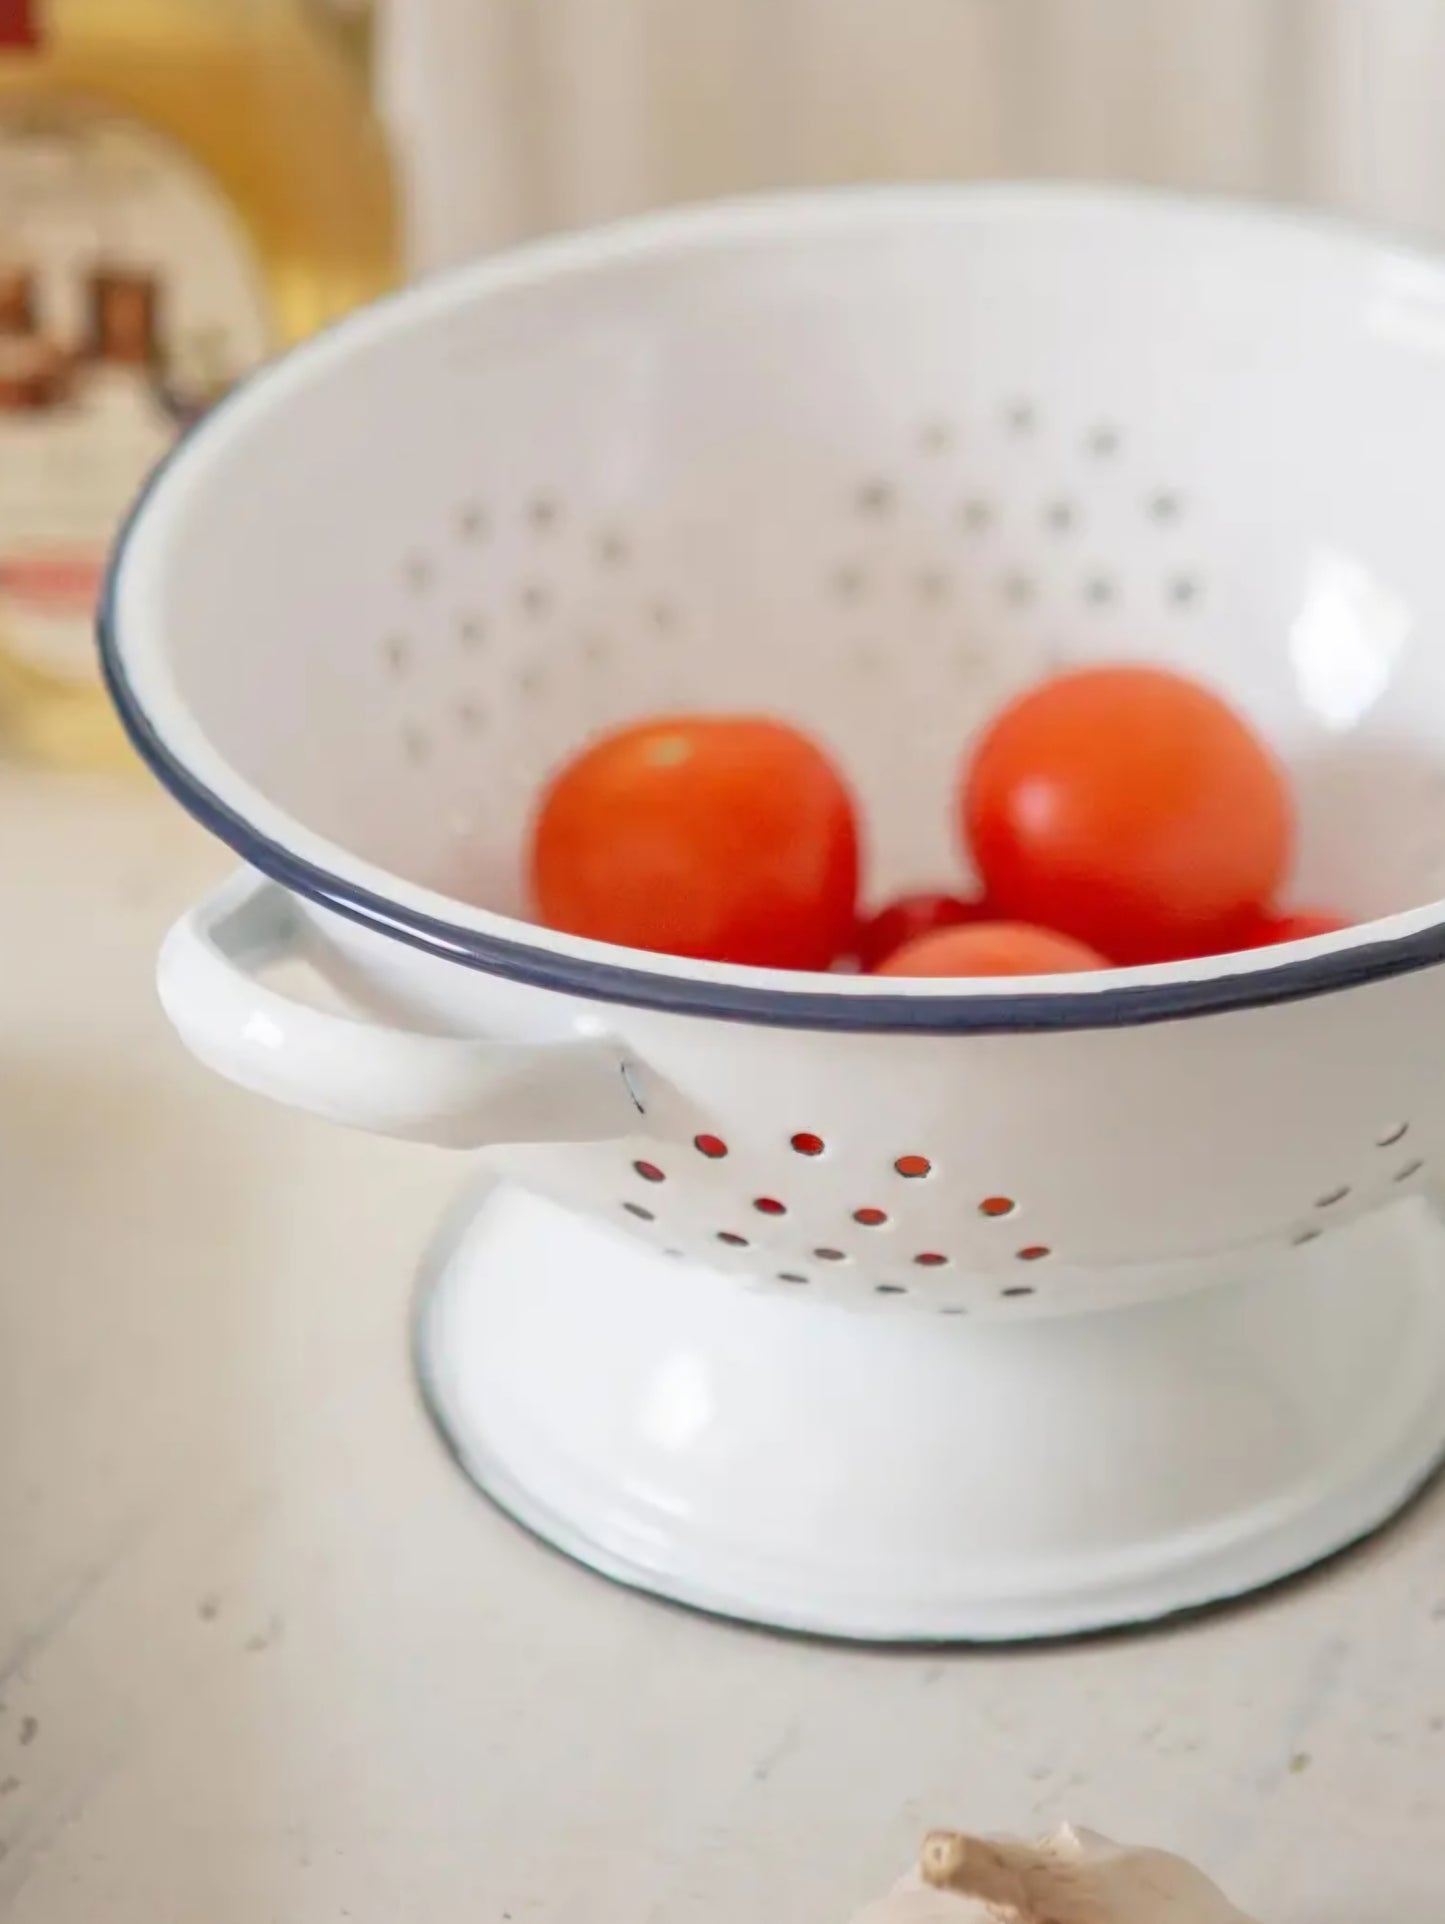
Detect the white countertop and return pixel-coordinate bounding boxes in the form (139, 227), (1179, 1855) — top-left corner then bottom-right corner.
(1, 768), (1442, 1924)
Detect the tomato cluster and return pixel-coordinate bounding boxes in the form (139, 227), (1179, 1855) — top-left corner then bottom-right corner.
(527, 667), (1347, 978)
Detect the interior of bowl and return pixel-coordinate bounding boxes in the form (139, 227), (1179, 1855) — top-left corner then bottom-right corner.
(104, 184), (1445, 1017)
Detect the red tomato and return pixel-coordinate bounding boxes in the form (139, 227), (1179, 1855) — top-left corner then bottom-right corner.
(873, 922), (1108, 977)
(1237, 908), (1350, 949)
(962, 665), (1293, 964)
(530, 715), (859, 969)
(856, 891), (983, 972)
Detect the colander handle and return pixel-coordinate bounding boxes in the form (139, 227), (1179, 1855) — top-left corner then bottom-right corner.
(157, 870), (646, 1148)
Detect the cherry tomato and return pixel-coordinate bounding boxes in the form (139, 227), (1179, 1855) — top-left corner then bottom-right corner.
(855, 891), (983, 972)
(873, 922), (1108, 977)
(530, 714), (859, 969)
(962, 665), (1292, 964)
(1237, 908), (1350, 949)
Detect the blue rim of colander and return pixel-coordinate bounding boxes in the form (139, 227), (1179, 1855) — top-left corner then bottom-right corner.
(97, 185), (1445, 1035)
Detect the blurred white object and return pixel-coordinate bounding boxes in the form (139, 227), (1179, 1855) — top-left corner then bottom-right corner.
(378, 0), (1445, 271)
(853, 1828), (1258, 1924)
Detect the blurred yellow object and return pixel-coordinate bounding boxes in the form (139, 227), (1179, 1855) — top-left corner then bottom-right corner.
(303, 0), (375, 78)
(0, 0), (397, 769)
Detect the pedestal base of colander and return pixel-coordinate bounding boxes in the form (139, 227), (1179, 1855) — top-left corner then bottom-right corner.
(414, 1181), (1445, 1642)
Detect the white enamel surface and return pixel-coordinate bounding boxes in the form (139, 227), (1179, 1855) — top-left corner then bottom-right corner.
(127, 186), (1445, 1632)
(304, 901), (1445, 1316)
(113, 187), (1445, 992)
(157, 870), (640, 1148)
(417, 1181), (1445, 1640)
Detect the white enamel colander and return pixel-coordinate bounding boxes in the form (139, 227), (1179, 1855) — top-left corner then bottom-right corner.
(104, 186), (1445, 1640)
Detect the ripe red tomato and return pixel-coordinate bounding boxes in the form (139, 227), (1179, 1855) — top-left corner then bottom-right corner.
(530, 715), (859, 968)
(1237, 908), (1350, 949)
(873, 922), (1108, 977)
(855, 891), (983, 972)
(962, 665), (1292, 964)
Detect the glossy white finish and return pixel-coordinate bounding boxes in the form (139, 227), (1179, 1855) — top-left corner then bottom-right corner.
(303, 898), (1445, 1321)
(125, 188), (1445, 1632)
(158, 870), (641, 1148)
(113, 189), (1445, 980)
(417, 1181), (1445, 1641)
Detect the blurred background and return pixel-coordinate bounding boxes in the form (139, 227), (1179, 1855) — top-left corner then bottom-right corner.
(382, 0), (1445, 268)
(8, 0), (1445, 769)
